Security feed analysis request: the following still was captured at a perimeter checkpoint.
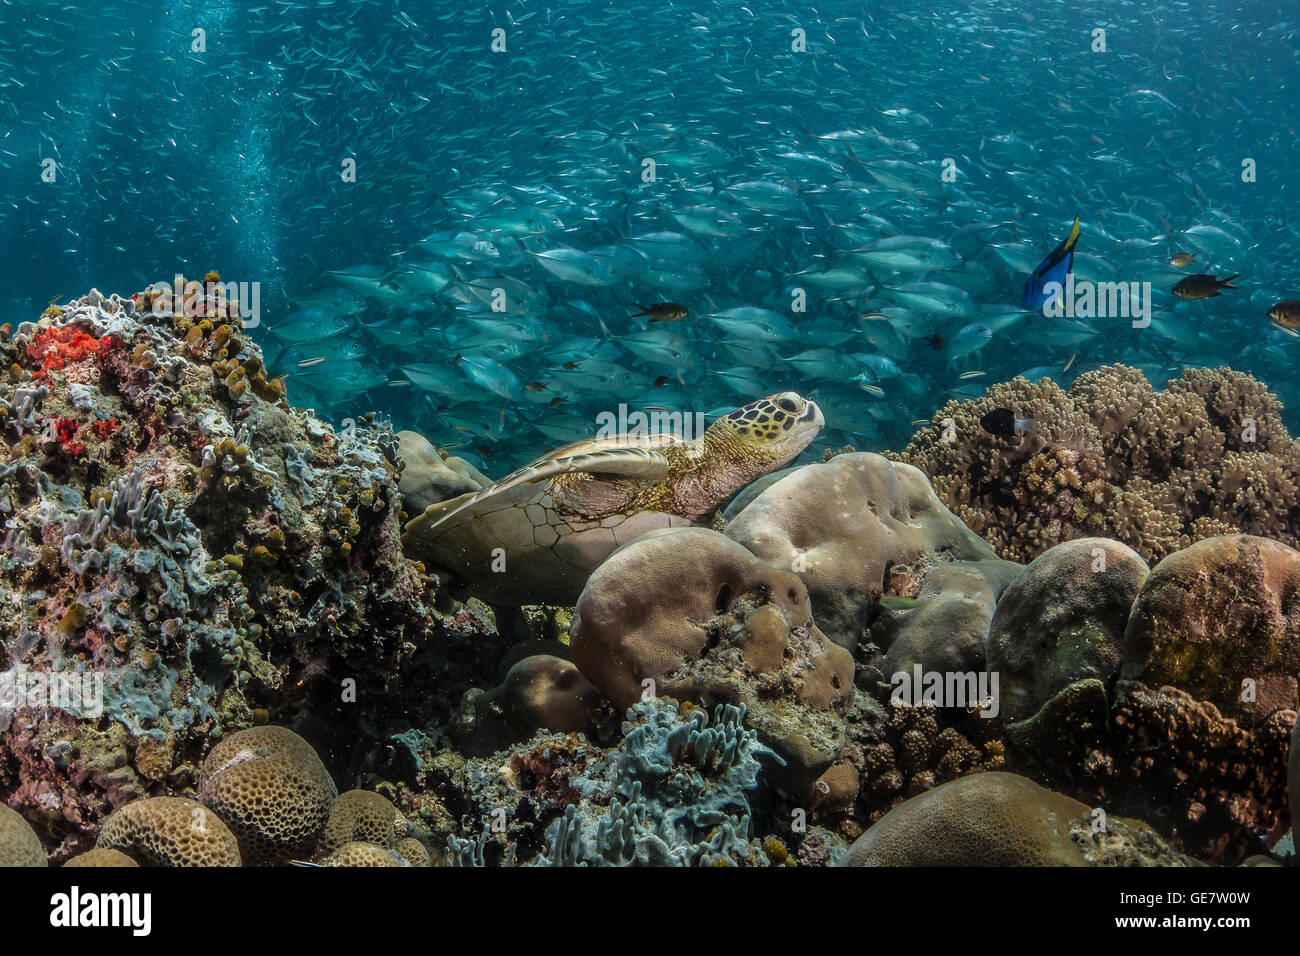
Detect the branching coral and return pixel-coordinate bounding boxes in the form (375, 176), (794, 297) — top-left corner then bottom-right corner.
(895, 365), (1300, 563)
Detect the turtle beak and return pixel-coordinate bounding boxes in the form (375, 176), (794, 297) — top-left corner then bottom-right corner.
(800, 400), (824, 429)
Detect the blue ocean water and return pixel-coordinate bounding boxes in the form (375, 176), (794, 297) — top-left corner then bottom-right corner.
(2, 0), (1296, 470)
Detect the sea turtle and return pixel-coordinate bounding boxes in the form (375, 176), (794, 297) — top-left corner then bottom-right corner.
(402, 391), (824, 605)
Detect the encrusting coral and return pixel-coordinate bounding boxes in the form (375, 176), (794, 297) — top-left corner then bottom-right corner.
(895, 364), (1300, 563)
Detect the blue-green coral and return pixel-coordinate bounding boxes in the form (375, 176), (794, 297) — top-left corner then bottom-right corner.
(535, 699), (783, 867)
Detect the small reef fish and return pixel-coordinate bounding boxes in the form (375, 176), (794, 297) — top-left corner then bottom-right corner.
(979, 407), (1041, 437)
(633, 302), (690, 323)
(1266, 300), (1300, 329)
(1169, 252), (1196, 267)
(1022, 217), (1081, 310)
(1171, 273), (1239, 300)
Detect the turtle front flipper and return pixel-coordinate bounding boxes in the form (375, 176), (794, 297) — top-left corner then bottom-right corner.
(403, 446), (673, 542)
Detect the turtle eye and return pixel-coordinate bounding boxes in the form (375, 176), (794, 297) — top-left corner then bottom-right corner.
(776, 396), (799, 413)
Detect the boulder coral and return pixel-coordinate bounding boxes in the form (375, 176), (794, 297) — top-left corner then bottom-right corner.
(836, 771), (1198, 867)
(988, 537), (1149, 722)
(1121, 534), (1300, 723)
(460, 654), (605, 755)
(724, 452), (1016, 648)
(570, 527), (854, 777)
(395, 429), (488, 515)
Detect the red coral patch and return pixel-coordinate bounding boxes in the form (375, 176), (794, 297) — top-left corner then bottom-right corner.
(27, 326), (123, 382)
(55, 418), (86, 457)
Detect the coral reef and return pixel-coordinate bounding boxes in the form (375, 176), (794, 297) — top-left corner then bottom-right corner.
(441, 698), (780, 867)
(2, 286), (1295, 872)
(0, 282), (480, 860)
(837, 692), (1006, 834)
(80, 724), (430, 867)
(994, 534), (1298, 864)
(896, 365), (1300, 564)
(1005, 679), (1293, 865)
(536, 699), (778, 866)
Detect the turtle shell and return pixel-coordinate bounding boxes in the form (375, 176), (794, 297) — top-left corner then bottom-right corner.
(402, 435), (695, 605)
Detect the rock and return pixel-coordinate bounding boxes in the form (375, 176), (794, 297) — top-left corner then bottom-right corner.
(397, 429), (489, 514)
(1121, 534), (1300, 725)
(725, 452), (1016, 649)
(988, 538), (1149, 723)
(570, 527), (854, 778)
(836, 771), (1199, 866)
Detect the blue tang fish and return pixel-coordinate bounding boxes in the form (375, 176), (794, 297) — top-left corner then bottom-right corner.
(1021, 217), (1081, 310)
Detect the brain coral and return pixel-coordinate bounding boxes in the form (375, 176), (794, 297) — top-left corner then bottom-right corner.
(97, 796), (242, 866)
(396, 837), (431, 866)
(197, 725), (337, 865)
(320, 841), (408, 866)
(895, 365), (1300, 564)
(0, 803), (47, 866)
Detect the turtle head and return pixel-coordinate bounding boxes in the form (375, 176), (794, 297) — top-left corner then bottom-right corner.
(709, 391), (824, 469)
(671, 392), (822, 518)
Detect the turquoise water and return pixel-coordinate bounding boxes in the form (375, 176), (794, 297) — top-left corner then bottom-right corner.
(2, 0), (1296, 469)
